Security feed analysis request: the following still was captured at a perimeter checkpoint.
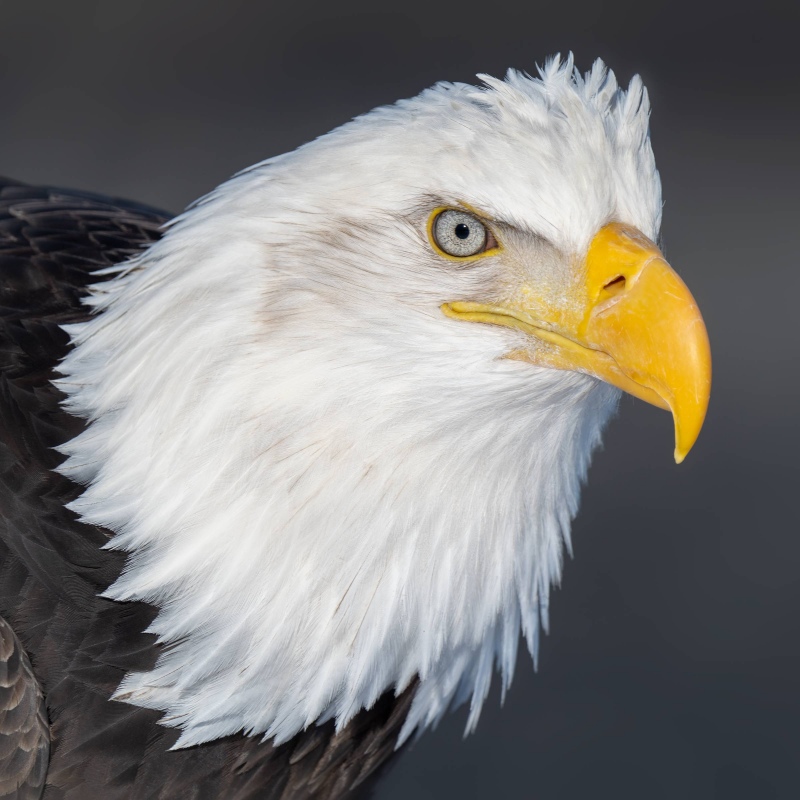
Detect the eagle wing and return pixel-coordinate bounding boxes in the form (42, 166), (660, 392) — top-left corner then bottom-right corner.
(0, 615), (49, 800)
(0, 178), (413, 799)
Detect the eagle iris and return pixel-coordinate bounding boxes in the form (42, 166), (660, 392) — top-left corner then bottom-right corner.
(432, 209), (488, 257)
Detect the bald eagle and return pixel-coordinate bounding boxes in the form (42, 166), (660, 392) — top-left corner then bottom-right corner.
(0, 56), (709, 798)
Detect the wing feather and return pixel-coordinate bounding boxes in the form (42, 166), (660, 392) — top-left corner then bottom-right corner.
(0, 616), (49, 800)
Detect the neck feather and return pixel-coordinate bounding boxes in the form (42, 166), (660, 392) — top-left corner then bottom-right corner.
(56, 197), (618, 748)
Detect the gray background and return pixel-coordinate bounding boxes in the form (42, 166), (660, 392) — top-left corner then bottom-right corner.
(1, 1), (798, 798)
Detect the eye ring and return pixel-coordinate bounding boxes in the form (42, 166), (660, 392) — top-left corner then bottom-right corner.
(428, 208), (499, 259)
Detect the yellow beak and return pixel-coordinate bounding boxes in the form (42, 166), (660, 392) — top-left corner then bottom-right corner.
(442, 223), (711, 463)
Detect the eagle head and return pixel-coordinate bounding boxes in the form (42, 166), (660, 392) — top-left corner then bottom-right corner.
(56, 55), (710, 748)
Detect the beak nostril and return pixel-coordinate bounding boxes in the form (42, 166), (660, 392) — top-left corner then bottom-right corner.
(602, 275), (626, 296)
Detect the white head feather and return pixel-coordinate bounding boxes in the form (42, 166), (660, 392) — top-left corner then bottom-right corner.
(55, 55), (661, 748)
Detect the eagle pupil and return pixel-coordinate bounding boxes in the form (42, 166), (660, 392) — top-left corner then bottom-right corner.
(455, 223), (470, 240)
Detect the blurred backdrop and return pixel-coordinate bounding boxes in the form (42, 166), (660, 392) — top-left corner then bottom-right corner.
(1, 1), (798, 798)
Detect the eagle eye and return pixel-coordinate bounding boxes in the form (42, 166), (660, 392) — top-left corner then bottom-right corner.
(430, 209), (496, 258)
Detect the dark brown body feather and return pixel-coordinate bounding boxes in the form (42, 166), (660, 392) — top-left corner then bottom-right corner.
(0, 179), (412, 799)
